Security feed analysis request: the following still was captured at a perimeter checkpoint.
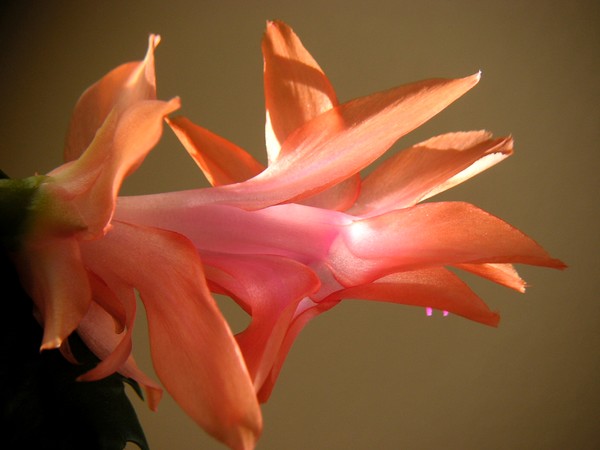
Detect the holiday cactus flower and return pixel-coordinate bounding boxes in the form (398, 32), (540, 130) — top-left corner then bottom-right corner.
(2, 36), (261, 450)
(115, 18), (565, 408)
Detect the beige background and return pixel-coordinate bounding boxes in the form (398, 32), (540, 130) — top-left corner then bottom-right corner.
(1, 1), (598, 449)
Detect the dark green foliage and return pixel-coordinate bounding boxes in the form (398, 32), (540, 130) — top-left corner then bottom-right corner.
(0, 248), (149, 450)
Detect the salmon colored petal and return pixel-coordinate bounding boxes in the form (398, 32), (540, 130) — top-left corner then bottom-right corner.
(83, 221), (261, 450)
(167, 116), (265, 186)
(76, 294), (163, 410)
(56, 97), (180, 239)
(87, 271), (127, 332)
(262, 20), (338, 163)
(256, 297), (339, 402)
(331, 201), (566, 286)
(297, 175), (361, 211)
(258, 266), (501, 401)
(350, 131), (513, 215)
(454, 263), (527, 292)
(203, 252), (320, 392)
(15, 236), (91, 350)
(324, 268), (500, 327)
(263, 21), (362, 210)
(76, 273), (136, 382)
(76, 300), (133, 382)
(64, 34), (160, 161)
(117, 355), (164, 412)
(123, 73), (481, 211)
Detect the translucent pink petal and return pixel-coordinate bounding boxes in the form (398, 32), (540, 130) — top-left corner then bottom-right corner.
(323, 267), (501, 327)
(350, 131), (513, 215)
(14, 236), (91, 350)
(64, 34), (160, 161)
(121, 73), (481, 211)
(203, 252), (320, 393)
(167, 116), (265, 186)
(331, 201), (566, 285)
(82, 220), (261, 449)
(116, 202), (349, 266)
(262, 20), (338, 163)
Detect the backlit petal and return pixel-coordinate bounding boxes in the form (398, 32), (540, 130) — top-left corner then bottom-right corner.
(167, 116), (265, 186)
(331, 202), (566, 285)
(455, 263), (527, 292)
(203, 252), (320, 393)
(262, 20), (338, 163)
(55, 97), (180, 238)
(122, 73), (481, 211)
(350, 131), (513, 215)
(64, 34), (160, 161)
(323, 268), (501, 327)
(83, 221), (262, 450)
(256, 297), (338, 402)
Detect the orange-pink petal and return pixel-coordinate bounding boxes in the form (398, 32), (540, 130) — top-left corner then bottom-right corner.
(203, 252), (320, 393)
(55, 97), (180, 239)
(331, 201), (566, 285)
(262, 20), (338, 163)
(324, 268), (501, 327)
(350, 131), (513, 216)
(167, 116), (265, 186)
(15, 236), (91, 350)
(82, 221), (262, 450)
(454, 263), (527, 292)
(64, 34), (160, 161)
(126, 73), (481, 211)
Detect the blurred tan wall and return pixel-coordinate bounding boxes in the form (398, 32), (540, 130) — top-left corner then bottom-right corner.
(1, 1), (598, 449)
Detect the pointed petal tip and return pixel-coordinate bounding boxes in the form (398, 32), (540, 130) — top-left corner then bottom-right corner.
(225, 423), (261, 450)
(490, 312), (501, 327)
(149, 33), (161, 48)
(40, 336), (63, 352)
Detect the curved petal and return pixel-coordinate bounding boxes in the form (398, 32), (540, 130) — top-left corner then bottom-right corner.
(331, 202), (566, 285)
(83, 221), (262, 450)
(122, 73), (481, 211)
(167, 116), (265, 186)
(256, 297), (339, 402)
(54, 97), (180, 239)
(75, 292), (163, 410)
(454, 263), (526, 292)
(323, 267), (500, 327)
(15, 236), (91, 350)
(64, 34), (160, 161)
(262, 20), (362, 210)
(87, 270), (127, 332)
(350, 131), (513, 216)
(262, 20), (338, 163)
(202, 252), (320, 393)
(76, 275), (136, 383)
